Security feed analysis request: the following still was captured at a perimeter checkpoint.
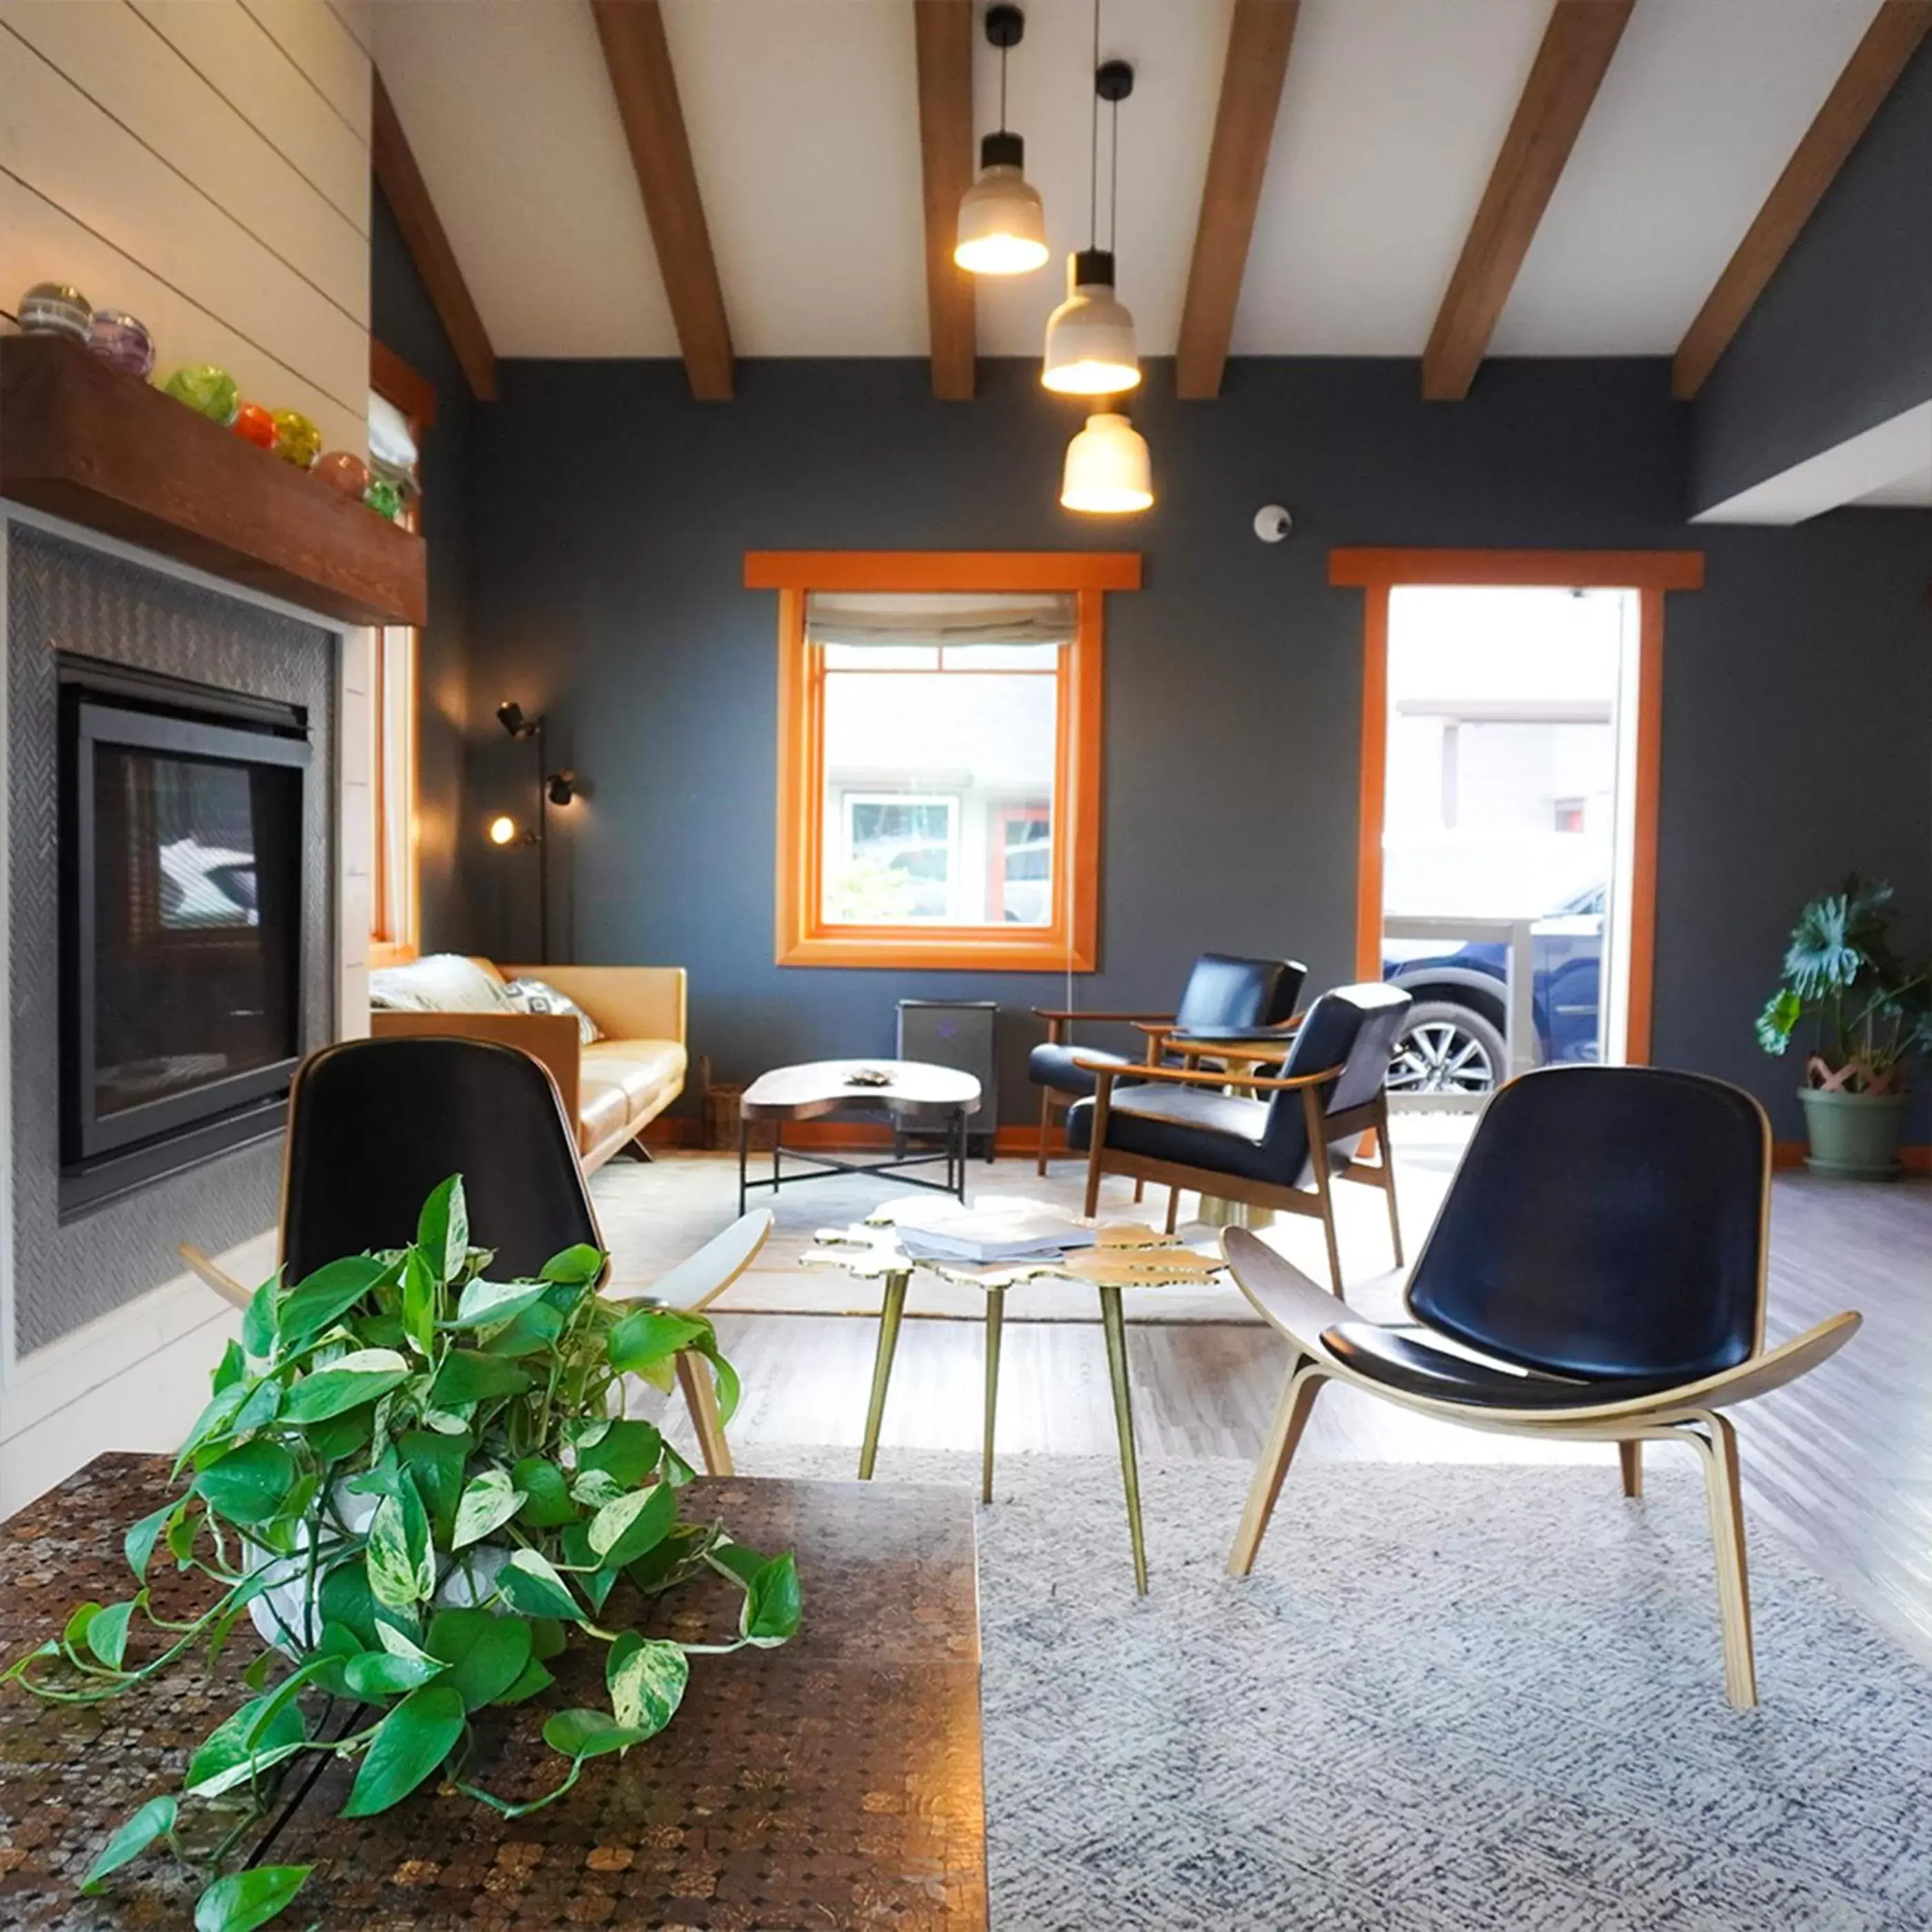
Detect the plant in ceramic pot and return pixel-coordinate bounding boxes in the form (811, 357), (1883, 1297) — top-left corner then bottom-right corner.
(2, 1176), (798, 1931)
(1757, 876), (1931, 1179)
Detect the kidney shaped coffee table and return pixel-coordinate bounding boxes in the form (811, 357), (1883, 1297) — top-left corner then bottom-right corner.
(737, 1058), (981, 1214)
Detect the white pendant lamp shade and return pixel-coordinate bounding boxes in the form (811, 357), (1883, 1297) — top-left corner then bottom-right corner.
(956, 133), (1048, 275)
(1061, 411), (1152, 514)
(1041, 250), (1140, 396)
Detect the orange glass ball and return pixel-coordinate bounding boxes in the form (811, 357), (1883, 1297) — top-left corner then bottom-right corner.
(232, 402), (276, 451)
(315, 451), (371, 500)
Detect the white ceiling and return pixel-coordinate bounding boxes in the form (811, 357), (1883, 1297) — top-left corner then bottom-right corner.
(373, 0), (1891, 362)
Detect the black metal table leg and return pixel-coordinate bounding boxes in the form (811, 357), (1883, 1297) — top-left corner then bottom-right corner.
(738, 1112), (749, 1216)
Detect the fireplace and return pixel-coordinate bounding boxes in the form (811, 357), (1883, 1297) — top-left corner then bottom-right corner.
(58, 660), (310, 1211)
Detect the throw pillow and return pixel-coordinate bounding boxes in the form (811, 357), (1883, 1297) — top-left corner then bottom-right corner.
(369, 953), (514, 1013)
(502, 976), (605, 1046)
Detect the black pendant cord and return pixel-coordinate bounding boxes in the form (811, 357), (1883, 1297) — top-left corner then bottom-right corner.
(534, 716), (549, 965)
(998, 35), (1008, 133)
(1088, 0), (1101, 251)
(1109, 95), (1120, 254)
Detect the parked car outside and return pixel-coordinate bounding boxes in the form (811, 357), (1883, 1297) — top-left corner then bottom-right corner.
(1381, 883), (1604, 1094)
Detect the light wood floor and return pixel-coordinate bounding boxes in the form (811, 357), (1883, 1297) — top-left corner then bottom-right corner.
(627, 1141), (1932, 1666)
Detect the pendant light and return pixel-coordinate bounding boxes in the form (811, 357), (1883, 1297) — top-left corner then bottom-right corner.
(1041, 36), (1138, 396)
(1061, 409), (1152, 513)
(955, 6), (1048, 276)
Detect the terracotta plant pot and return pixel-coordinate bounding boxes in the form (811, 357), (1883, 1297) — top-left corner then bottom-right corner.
(1798, 1086), (1911, 1181)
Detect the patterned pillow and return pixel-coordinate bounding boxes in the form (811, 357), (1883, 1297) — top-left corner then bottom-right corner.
(502, 977), (604, 1045)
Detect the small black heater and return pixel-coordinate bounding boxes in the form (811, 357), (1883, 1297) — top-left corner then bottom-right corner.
(896, 999), (998, 1164)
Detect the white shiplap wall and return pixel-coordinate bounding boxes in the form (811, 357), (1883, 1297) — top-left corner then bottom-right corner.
(0, 0), (371, 455)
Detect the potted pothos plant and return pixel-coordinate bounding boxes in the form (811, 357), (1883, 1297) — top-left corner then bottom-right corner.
(1757, 876), (1931, 1179)
(3, 1176), (799, 1932)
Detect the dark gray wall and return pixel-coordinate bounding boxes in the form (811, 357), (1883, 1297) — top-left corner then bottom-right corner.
(1691, 38), (1932, 511)
(453, 355), (1930, 1141)
(371, 186), (474, 952)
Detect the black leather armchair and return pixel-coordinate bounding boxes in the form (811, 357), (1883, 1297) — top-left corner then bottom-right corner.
(1066, 983), (1411, 1291)
(1221, 1065), (1863, 1709)
(1029, 953), (1305, 1176)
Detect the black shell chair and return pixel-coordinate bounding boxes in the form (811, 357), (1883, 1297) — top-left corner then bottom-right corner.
(1221, 1065), (1862, 1708)
(1029, 952), (1306, 1175)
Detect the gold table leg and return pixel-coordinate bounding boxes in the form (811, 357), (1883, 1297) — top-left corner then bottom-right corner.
(1098, 1282), (1148, 1595)
(982, 1285), (1005, 1504)
(858, 1269), (911, 1481)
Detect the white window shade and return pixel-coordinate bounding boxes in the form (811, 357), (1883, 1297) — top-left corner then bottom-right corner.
(805, 591), (1076, 649)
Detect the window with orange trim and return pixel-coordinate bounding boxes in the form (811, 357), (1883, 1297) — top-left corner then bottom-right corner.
(749, 552), (1139, 971)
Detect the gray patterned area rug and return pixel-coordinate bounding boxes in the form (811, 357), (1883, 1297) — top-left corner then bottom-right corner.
(747, 1448), (1932, 1931)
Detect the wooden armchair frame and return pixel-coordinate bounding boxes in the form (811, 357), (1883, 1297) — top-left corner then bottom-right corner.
(1074, 1054), (1401, 1290)
(1219, 1223), (1861, 1709)
(1030, 1007), (1177, 1175)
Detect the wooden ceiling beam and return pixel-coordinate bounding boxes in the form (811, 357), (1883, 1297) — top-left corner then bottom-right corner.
(912, 0), (976, 401)
(371, 70), (496, 402)
(589, 0), (734, 401)
(1421, 0), (1634, 402)
(1175, 0), (1300, 400)
(1673, 0), (1932, 400)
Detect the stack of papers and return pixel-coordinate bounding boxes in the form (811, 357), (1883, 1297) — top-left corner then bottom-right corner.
(890, 1201), (1098, 1265)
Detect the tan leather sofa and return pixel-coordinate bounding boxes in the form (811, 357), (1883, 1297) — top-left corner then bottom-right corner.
(370, 959), (687, 1172)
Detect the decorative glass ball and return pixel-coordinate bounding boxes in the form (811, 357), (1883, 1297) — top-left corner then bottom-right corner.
(314, 451), (372, 500)
(231, 401), (277, 450)
(163, 364), (239, 425)
(86, 310), (155, 377)
(270, 409), (322, 470)
(19, 282), (92, 343)
(363, 477), (404, 522)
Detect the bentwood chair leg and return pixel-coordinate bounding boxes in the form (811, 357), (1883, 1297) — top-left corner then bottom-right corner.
(1619, 1440), (1643, 1499)
(1690, 1413), (1757, 1710)
(1036, 1090), (1053, 1176)
(858, 1270), (911, 1481)
(1377, 1108), (1403, 1268)
(981, 1285), (1005, 1504)
(1228, 1361), (1325, 1577)
(1301, 1087), (1346, 1294)
(1097, 1283), (1148, 1595)
(675, 1350), (733, 1476)
(1164, 1187), (1180, 1235)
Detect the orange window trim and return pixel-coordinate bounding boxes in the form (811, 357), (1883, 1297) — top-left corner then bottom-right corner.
(1340, 546), (1704, 1069)
(766, 558), (1125, 972)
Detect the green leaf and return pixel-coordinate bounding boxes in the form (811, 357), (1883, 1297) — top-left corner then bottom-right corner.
(277, 1254), (388, 1349)
(318, 1560), (378, 1650)
(61, 1600), (103, 1659)
(400, 1429), (472, 1543)
(511, 1457), (580, 1528)
(606, 1631), (688, 1737)
(430, 1350), (534, 1407)
(195, 1441), (296, 1526)
(478, 1301), (566, 1358)
(240, 1277), (280, 1361)
(193, 1864), (313, 1932)
(374, 1616), (435, 1663)
(540, 1242), (605, 1286)
(428, 1608), (533, 1711)
(305, 1406), (377, 1465)
(343, 1649), (442, 1698)
(453, 1468), (526, 1548)
(400, 1248), (437, 1359)
(496, 1655), (555, 1704)
(175, 1381), (249, 1473)
(575, 1417), (663, 1490)
(541, 1708), (656, 1760)
(185, 1694), (306, 1798)
(416, 1174), (470, 1285)
(124, 1502), (177, 1584)
(607, 1308), (706, 1377)
(165, 1507), (202, 1566)
(742, 1550), (802, 1646)
(85, 1599), (137, 1670)
(528, 1616), (566, 1660)
(626, 1522), (716, 1595)
(587, 1483), (677, 1569)
(307, 1619), (364, 1698)
(230, 1377), (284, 1435)
(694, 1341), (741, 1426)
(366, 1476), (434, 1608)
(213, 1340), (247, 1394)
(569, 1468), (625, 1510)
(281, 1348), (411, 1425)
(497, 1548), (586, 1621)
(451, 1276), (555, 1330)
(341, 1683), (466, 1817)
(79, 1794), (177, 1893)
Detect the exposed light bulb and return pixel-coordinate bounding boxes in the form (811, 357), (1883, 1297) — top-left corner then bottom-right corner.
(486, 814), (519, 846)
(956, 135), (1048, 275)
(1042, 250), (1139, 396)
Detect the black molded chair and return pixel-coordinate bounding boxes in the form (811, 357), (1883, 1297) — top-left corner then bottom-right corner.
(1029, 953), (1306, 1175)
(1221, 1065), (1863, 1709)
(1067, 983), (1411, 1291)
(185, 1036), (769, 1474)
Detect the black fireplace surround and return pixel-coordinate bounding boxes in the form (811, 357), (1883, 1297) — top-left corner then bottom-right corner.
(58, 658), (310, 1211)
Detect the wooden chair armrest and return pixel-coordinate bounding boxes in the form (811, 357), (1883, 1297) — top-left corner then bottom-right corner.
(1076, 1055), (1347, 1094)
(179, 1243), (253, 1311)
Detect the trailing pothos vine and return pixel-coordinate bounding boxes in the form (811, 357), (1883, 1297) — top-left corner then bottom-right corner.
(3, 1176), (800, 1932)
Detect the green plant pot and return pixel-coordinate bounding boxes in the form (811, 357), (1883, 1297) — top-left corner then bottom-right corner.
(1799, 1087), (1911, 1180)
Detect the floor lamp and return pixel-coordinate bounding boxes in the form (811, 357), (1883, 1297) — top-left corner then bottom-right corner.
(489, 700), (576, 963)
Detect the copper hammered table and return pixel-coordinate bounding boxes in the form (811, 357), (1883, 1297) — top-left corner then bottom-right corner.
(0, 1454), (987, 1931)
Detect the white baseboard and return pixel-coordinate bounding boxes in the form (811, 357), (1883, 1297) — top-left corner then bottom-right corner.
(0, 1229), (274, 1519)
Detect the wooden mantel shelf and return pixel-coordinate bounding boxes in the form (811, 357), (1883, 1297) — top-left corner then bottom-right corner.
(1, 335), (425, 627)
